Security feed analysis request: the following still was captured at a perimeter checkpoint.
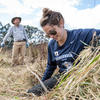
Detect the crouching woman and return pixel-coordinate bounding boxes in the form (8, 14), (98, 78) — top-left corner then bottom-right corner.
(27, 8), (100, 96)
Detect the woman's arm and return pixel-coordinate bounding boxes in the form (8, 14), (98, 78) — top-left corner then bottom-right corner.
(42, 64), (57, 81)
(42, 42), (57, 81)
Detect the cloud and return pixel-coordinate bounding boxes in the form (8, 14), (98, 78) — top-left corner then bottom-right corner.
(19, 0), (100, 29)
(0, 0), (33, 15)
(23, 0), (79, 11)
(0, 0), (100, 29)
(63, 4), (100, 29)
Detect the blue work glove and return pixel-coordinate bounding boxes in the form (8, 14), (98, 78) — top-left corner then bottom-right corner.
(26, 42), (29, 48)
(0, 42), (5, 48)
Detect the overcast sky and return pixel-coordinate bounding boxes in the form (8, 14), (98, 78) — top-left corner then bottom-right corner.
(0, 0), (100, 30)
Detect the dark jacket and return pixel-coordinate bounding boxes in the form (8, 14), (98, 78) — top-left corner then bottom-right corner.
(42, 29), (100, 81)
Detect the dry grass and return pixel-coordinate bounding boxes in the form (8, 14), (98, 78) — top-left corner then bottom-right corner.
(44, 46), (100, 100)
(0, 44), (47, 100)
(0, 45), (100, 100)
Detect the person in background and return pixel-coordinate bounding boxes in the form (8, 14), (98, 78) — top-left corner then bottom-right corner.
(0, 17), (29, 66)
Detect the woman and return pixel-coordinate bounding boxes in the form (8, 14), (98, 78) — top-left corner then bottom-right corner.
(40, 8), (100, 81)
(27, 8), (100, 95)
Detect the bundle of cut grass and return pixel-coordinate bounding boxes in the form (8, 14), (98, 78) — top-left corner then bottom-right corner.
(43, 46), (100, 100)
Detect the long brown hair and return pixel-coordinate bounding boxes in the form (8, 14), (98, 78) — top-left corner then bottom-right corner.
(40, 8), (64, 27)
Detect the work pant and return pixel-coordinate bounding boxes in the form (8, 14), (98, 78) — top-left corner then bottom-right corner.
(12, 41), (26, 65)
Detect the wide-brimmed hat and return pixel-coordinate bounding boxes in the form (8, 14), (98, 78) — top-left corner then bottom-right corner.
(11, 17), (21, 24)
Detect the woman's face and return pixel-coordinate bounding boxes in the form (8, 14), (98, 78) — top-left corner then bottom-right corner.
(43, 24), (64, 42)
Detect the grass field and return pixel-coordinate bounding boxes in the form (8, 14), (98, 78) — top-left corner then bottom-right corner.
(0, 45), (47, 100)
(0, 45), (100, 100)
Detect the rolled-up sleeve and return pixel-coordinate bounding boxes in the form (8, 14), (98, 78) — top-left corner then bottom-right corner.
(3, 27), (13, 43)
